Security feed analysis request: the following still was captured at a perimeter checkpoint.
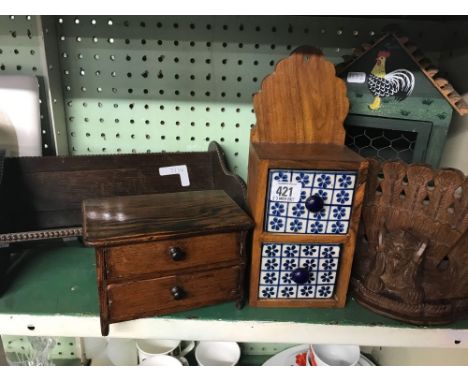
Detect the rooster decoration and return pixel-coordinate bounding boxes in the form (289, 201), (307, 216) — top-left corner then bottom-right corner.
(367, 50), (415, 110)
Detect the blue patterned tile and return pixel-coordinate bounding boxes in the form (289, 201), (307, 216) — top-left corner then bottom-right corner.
(260, 271), (279, 285)
(261, 257), (280, 271)
(259, 286), (277, 299)
(332, 189), (353, 205)
(336, 174), (355, 189)
(262, 244), (281, 258)
(299, 257), (319, 272)
(286, 218), (307, 233)
(316, 285), (333, 298)
(271, 170), (291, 183)
(282, 244), (300, 258)
(307, 220), (326, 234)
(313, 173), (335, 189)
(301, 244), (319, 257)
(288, 202), (307, 218)
(265, 169), (356, 235)
(267, 216), (286, 232)
(298, 284), (316, 298)
(269, 201), (287, 217)
(326, 220), (349, 234)
(319, 257), (338, 271)
(292, 171), (313, 187)
(278, 285), (298, 298)
(317, 271), (336, 284)
(259, 243), (341, 300)
(320, 245), (340, 258)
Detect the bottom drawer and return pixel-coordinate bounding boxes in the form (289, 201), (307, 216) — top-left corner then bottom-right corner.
(107, 265), (241, 322)
(258, 243), (341, 300)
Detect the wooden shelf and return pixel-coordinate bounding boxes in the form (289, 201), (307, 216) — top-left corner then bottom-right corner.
(1, 241), (468, 348)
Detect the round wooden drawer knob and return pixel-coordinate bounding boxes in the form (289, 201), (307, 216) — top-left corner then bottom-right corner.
(291, 267), (310, 284)
(305, 194), (324, 213)
(169, 247), (186, 261)
(171, 286), (186, 300)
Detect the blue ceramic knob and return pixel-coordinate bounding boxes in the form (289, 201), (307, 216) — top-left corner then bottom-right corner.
(305, 194), (324, 213)
(291, 267), (310, 284)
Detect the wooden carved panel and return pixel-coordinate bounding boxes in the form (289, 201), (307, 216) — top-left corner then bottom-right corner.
(251, 47), (349, 145)
(352, 159), (468, 324)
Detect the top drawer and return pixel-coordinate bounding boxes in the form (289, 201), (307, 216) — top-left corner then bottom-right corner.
(265, 169), (357, 235)
(105, 232), (241, 280)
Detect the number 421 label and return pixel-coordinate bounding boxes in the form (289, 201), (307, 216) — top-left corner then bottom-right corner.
(271, 181), (302, 203)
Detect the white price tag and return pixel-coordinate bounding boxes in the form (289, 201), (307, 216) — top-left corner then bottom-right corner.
(347, 71), (366, 84)
(271, 182), (302, 203)
(159, 165), (190, 187)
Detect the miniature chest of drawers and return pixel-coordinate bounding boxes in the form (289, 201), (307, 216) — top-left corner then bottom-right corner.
(82, 190), (253, 335)
(248, 48), (368, 308)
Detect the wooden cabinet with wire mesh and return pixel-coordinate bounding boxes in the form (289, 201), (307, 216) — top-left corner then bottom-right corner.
(247, 47), (368, 308)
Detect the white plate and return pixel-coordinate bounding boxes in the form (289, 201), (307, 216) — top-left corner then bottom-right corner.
(262, 344), (376, 366)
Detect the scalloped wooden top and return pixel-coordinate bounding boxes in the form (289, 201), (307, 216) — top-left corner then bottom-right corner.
(251, 48), (349, 145)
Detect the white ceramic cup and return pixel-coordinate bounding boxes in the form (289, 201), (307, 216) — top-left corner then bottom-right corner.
(195, 341), (241, 366)
(308, 344), (360, 366)
(139, 354), (185, 366)
(136, 339), (195, 363)
(106, 338), (138, 366)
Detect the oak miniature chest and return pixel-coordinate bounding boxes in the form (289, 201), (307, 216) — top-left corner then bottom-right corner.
(82, 190), (253, 336)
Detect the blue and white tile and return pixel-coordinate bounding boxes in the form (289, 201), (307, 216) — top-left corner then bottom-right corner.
(308, 205), (330, 221)
(311, 188), (332, 204)
(319, 257), (339, 271)
(297, 284), (316, 298)
(313, 173), (336, 189)
(328, 206), (351, 221)
(307, 220), (326, 234)
(259, 286), (278, 299)
(317, 271), (336, 285)
(335, 173), (356, 189)
(292, 171), (314, 188)
(266, 216), (286, 233)
(268, 201), (287, 217)
(282, 244), (300, 258)
(261, 257), (280, 271)
(320, 245), (340, 258)
(262, 243), (281, 258)
(299, 257), (319, 272)
(316, 285), (334, 299)
(281, 257), (299, 271)
(278, 285), (298, 299)
(260, 271), (279, 285)
(301, 244), (320, 257)
(287, 202), (307, 219)
(326, 220), (349, 234)
(286, 218), (307, 233)
(332, 189), (353, 205)
(270, 170), (291, 183)
(279, 271), (294, 285)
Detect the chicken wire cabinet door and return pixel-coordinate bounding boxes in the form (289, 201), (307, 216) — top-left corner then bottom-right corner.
(265, 169), (357, 235)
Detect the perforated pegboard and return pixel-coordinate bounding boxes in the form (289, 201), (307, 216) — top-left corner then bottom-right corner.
(55, 15), (453, 180)
(0, 15), (55, 155)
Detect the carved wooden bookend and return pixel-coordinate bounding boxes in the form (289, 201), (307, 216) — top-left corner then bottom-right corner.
(352, 159), (468, 324)
(248, 47), (368, 308)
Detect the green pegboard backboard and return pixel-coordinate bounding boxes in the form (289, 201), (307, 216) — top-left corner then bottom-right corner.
(55, 15), (451, 180)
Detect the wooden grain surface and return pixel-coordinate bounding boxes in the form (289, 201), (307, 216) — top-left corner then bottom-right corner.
(252, 143), (363, 163)
(105, 232), (241, 280)
(82, 190), (254, 246)
(251, 49), (349, 145)
(107, 265), (241, 322)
